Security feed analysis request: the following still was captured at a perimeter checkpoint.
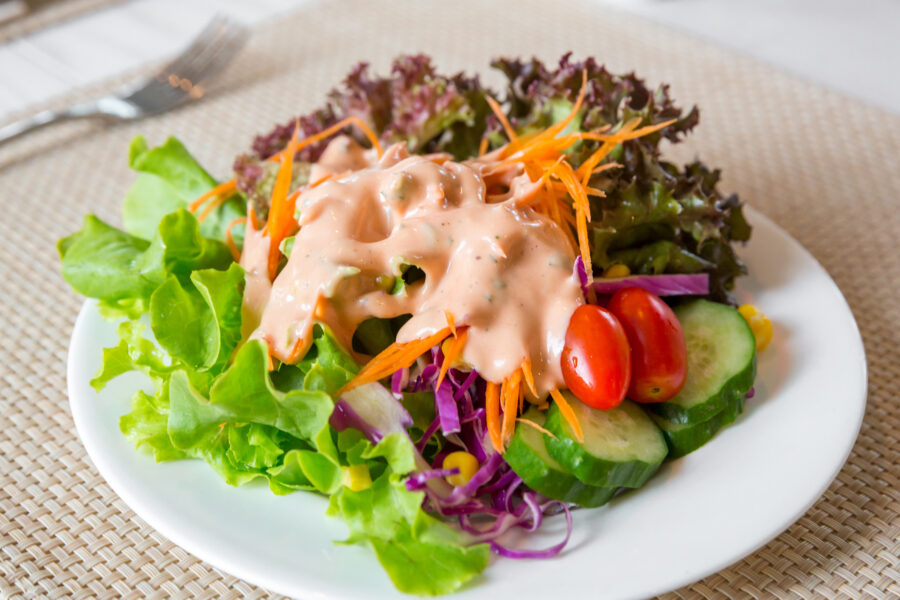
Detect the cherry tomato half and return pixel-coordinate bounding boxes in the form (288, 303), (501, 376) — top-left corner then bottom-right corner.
(607, 287), (687, 403)
(561, 305), (631, 410)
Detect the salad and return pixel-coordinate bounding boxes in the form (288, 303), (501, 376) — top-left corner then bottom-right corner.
(59, 54), (772, 595)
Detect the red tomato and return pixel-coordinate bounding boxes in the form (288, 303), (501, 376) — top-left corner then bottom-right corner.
(561, 305), (631, 410)
(607, 287), (687, 403)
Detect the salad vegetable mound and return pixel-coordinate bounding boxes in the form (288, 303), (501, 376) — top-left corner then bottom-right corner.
(60, 54), (758, 595)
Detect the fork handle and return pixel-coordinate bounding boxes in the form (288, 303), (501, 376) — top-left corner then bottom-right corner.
(0, 101), (110, 145)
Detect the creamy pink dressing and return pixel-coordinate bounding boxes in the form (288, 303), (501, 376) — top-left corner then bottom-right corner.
(241, 136), (582, 395)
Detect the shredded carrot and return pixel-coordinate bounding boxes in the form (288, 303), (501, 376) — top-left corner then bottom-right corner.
(259, 117), (389, 281)
(501, 70), (587, 162)
(423, 153), (452, 165)
(592, 162), (621, 175)
(551, 159), (593, 284)
(444, 310), (457, 337)
(576, 117), (640, 182)
(501, 370), (522, 446)
(486, 382), (502, 453)
(265, 122), (302, 280)
(436, 327), (467, 389)
(549, 388), (583, 442)
(340, 327), (451, 393)
(486, 96), (518, 145)
(516, 417), (557, 440)
(313, 295), (327, 320)
(225, 217), (247, 262)
(586, 119), (677, 142)
(541, 69), (587, 141)
(520, 360), (537, 399)
(265, 342), (276, 371)
(196, 182), (239, 224)
(284, 336), (308, 364)
(576, 118), (676, 185)
(247, 200), (262, 229)
(281, 297), (325, 363)
(478, 136), (489, 157)
(188, 179), (236, 214)
(498, 377), (508, 445)
(309, 173), (336, 188)
(271, 115), (383, 161)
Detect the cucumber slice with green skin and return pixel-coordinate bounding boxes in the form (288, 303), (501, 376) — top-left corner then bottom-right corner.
(648, 300), (756, 425)
(505, 409), (616, 508)
(650, 395), (745, 458)
(544, 396), (667, 488)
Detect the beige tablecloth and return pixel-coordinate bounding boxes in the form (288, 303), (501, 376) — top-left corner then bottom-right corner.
(1, 1), (898, 597)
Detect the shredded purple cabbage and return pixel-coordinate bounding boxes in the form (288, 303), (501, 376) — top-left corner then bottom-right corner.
(489, 500), (573, 559)
(406, 467), (460, 492)
(391, 367), (409, 398)
(435, 378), (462, 434)
(575, 257), (709, 300)
(332, 339), (576, 562)
(416, 416), (441, 452)
(573, 255), (591, 299)
(592, 273), (710, 297)
(330, 398), (383, 443)
(332, 382), (413, 444)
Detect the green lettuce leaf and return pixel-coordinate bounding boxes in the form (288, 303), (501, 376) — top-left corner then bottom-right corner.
(209, 341), (335, 440)
(300, 324), (359, 394)
(328, 433), (490, 595)
(150, 276), (219, 369)
(124, 136), (244, 241)
(590, 181), (683, 267)
(609, 240), (712, 275)
(91, 320), (174, 391)
(119, 387), (188, 462)
(59, 209), (231, 305)
(227, 423), (287, 470)
(149, 263), (244, 371)
(111, 321), (489, 592)
(58, 215), (153, 301)
(165, 341), (335, 447)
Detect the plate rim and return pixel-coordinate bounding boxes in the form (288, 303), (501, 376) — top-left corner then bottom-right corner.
(66, 205), (868, 599)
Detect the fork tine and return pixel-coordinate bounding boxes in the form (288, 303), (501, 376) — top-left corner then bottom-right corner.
(123, 16), (246, 112)
(172, 23), (247, 85)
(152, 15), (232, 81)
(125, 77), (190, 111)
(179, 30), (247, 84)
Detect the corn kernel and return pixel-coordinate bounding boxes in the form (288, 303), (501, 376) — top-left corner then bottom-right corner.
(738, 304), (773, 352)
(441, 337), (455, 356)
(603, 263), (631, 278)
(442, 451), (480, 487)
(342, 464), (372, 491)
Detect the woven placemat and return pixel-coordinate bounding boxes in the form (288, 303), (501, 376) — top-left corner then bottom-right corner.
(0, 0), (125, 43)
(1, 0), (898, 597)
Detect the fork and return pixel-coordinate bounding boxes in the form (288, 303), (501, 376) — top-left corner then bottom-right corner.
(0, 15), (248, 145)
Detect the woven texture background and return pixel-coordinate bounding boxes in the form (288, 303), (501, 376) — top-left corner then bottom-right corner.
(0, 0), (124, 44)
(1, 0), (898, 597)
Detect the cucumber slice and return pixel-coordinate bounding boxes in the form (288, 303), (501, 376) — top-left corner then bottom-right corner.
(648, 300), (756, 425)
(650, 395), (745, 458)
(505, 409), (616, 507)
(544, 396), (667, 488)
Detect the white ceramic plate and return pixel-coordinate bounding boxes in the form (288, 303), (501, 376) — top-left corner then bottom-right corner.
(67, 207), (866, 600)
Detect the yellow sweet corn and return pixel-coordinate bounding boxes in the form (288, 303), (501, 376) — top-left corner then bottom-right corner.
(738, 304), (773, 352)
(442, 451), (479, 487)
(342, 464), (372, 492)
(602, 263), (631, 278)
